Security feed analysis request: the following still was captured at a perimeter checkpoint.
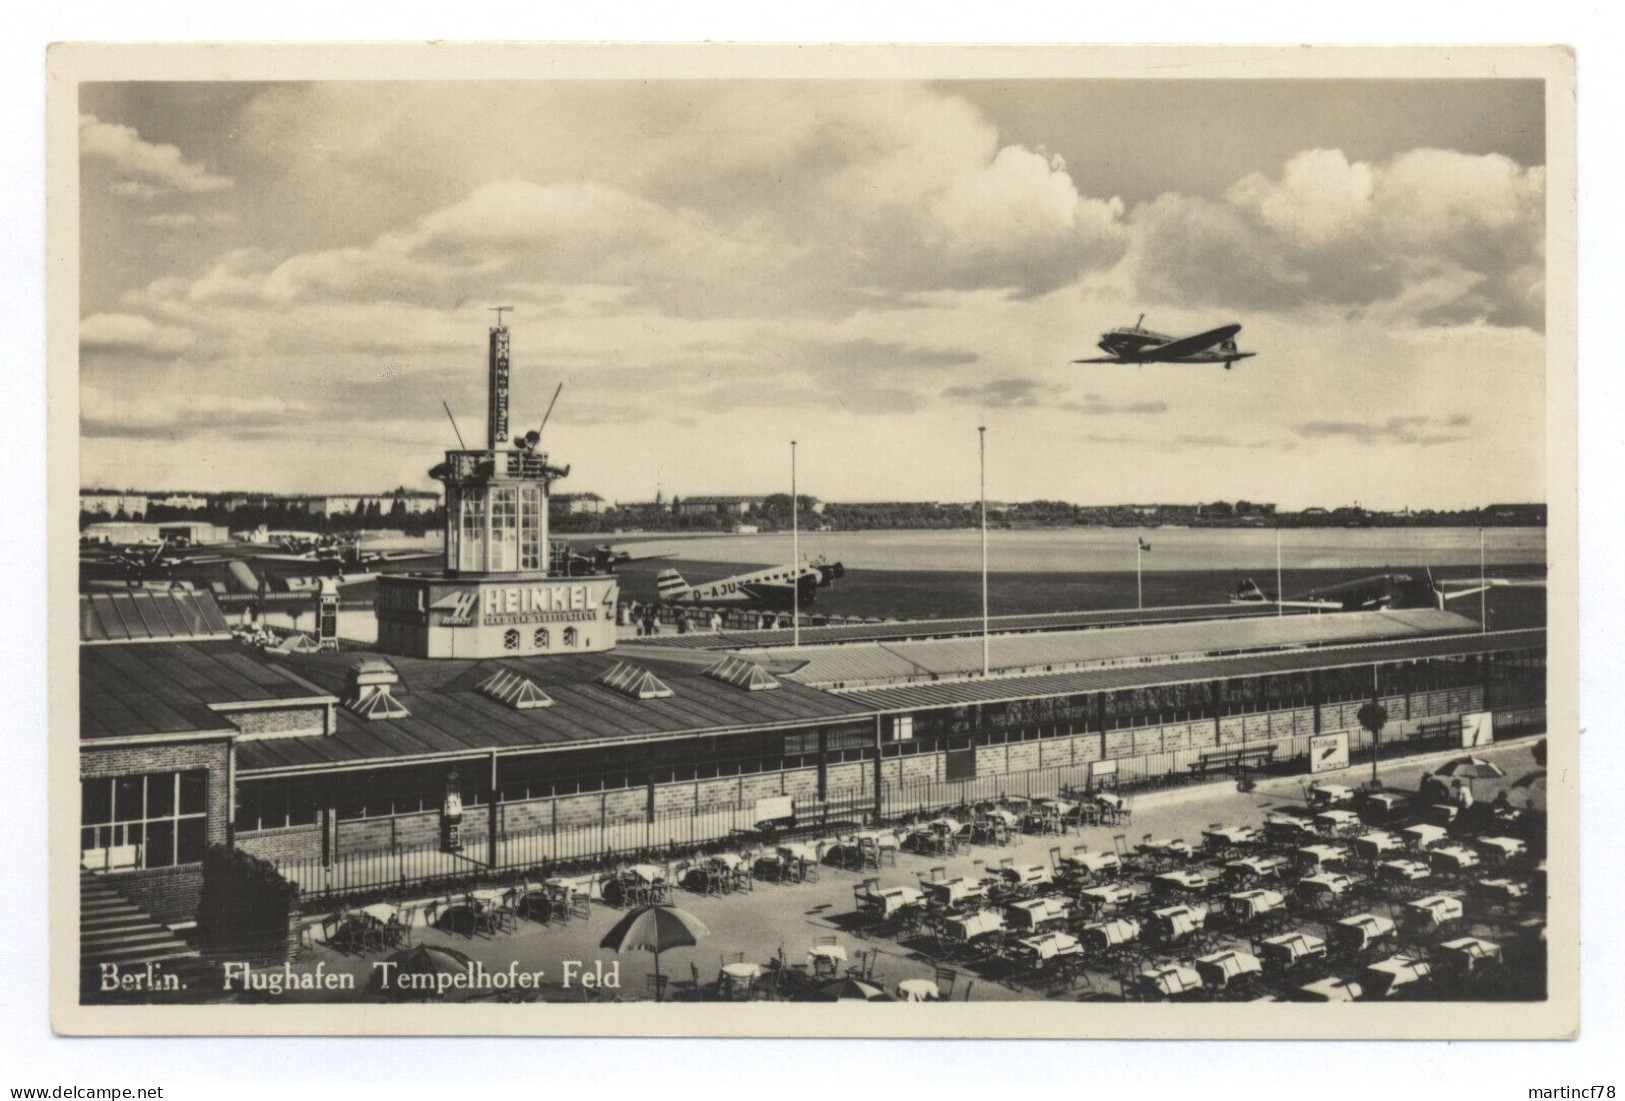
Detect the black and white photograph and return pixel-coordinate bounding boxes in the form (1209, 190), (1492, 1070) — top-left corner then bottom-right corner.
(48, 43), (1577, 1038)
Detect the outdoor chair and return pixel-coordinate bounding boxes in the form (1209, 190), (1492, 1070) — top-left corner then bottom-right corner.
(720, 951), (747, 968)
(928, 866), (948, 883)
(846, 949), (877, 982)
(934, 966), (958, 1000)
(1049, 847), (1064, 874)
(646, 974), (669, 1002)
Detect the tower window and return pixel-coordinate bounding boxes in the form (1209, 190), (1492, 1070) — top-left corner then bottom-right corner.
(563, 627), (578, 647)
(533, 627), (550, 649)
(504, 628), (520, 651)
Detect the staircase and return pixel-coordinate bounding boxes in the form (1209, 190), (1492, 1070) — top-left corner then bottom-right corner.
(80, 871), (215, 1001)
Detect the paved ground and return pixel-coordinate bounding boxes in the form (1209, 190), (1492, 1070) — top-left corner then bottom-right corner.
(261, 736), (1544, 1005)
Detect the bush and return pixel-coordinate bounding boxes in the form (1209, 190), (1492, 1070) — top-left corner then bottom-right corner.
(196, 845), (301, 955)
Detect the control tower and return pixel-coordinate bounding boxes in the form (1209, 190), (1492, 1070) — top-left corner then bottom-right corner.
(374, 317), (618, 659)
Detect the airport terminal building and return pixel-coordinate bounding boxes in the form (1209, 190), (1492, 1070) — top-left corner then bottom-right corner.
(75, 322), (1548, 927)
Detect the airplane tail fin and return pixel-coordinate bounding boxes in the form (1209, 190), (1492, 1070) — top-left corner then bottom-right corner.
(656, 568), (688, 600)
(1233, 578), (1267, 603)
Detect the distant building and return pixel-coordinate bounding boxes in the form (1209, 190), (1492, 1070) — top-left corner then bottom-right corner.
(80, 491), (148, 517)
(154, 493), (209, 511)
(376, 488), (440, 515)
(1485, 503), (1547, 524)
(210, 493), (276, 512)
(553, 492), (608, 516)
(676, 495), (765, 517)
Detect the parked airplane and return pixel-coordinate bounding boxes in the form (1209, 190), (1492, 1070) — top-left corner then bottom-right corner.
(252, 533), (436, 572)
(656, 557), (845, 610)
(1074, 316), (1256, 369)
(1231, 570), (1544, 612)
(79, 537), (236, 582)
(552, 542), (674, 577)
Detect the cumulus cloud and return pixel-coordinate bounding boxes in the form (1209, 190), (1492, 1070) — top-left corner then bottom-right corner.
(1295, 414), (1473, 446)
(79, 312), (194, 355)
(1130, 147), (1545, 330)
(145, 211), (238, 229)
(80, 113), (233, 197)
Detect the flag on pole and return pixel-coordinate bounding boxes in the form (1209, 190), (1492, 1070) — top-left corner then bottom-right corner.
(1138, 537), (1152, 552)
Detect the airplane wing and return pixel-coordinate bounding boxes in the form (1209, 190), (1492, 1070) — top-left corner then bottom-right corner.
(1147, 324), (1243, 361)
(1273, 598), (1349, 610)
(1437, 578), (1546, 601)
(1071, 356), (1128, 364)
(605, 544), (676, 563)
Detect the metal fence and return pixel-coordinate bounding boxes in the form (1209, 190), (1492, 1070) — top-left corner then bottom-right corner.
(277, 704), (1542, 909)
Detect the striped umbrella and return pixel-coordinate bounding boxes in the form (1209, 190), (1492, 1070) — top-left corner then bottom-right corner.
(368, 944), (477, 1001)
(808, 977), (895, 1002)
(599, 905), (710, 1002)
(1434, 756), (1507, 781)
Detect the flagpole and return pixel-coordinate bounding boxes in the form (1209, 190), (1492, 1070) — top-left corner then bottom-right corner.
(1479, 526), (1486, 635)
(979, 426), (989, 677)
(1136, 537), (1143, 610)
(1276, 528), (1283, 617)
(792, 440), (800, 647)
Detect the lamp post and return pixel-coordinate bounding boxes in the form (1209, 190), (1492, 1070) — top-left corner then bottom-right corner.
(791, 440), (799, 648)
(979, 426), (989, 677)
(1357, 665), (1389, 788)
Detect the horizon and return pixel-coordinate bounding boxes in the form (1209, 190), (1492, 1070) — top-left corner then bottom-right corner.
(80, 79), (1546, 511)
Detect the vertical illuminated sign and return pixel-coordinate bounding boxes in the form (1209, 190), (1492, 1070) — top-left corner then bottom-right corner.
(488, 326), (510, 449)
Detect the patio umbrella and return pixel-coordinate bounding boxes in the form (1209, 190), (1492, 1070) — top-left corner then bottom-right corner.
(368, 944), (476, 1001)
(1511, 770), (1547, 789)
(807, 977), (894, 1002)
(598, 904), (709, 1002)
(1433, 757), (1507, 781)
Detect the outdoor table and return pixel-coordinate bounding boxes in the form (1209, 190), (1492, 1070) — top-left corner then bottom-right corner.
(860, 885), (924, 917)
(1353, 831), (1404, 861)
(1077, 883), (1138, 912)
(1379, 859), (1432, 883)
(1429, 844), (1482, 873)
(808, 943), (848, 967)
(1427, 804), (1460, 825)
(1476, 877), (1529, 902)
(1476, 836), (1528, 862)
(1017, 931), (1082, 960)
(1296, 844), (1348, 870)
(1403, 894), (1465, 930)
(1079, 918), (1141, 951)
(1151, 869), (1214, 895)
(719, 961), (762, 999)
(1202, 825), (1259, 850)
(994, 863), (1052, 888)
(1195, 949), (1263, 990)
(1330, 913), (1397, 954)
(1402, 823), (1449, 850)
(1296, 976), (1362, 1002)
(1038, 799), (1077, 816)
(544, 874), (601, 900)
(897, 978), (940, 1002)
(923, 876), (984, 908)
(710, 852), (748, 872)
(468, 888), (505, 904)
(627, 864), (667, 884)
(945, 910), (1005, 943)
(1151, 903), (1209, 940)
(1361, 955), (1432, 998)
(929, 817), (964, 835)
(1006, 896), (1071, 930)
(778, 843), (818, 864)
(1437, 936), (1503, 974)
(1224, 855), (1288, 883)
(1225, 890), (1286, 923)
(1138, 962), (1203, 998)
(1140, 837), (1195, 860)
(1296, 873), (1357, 903)
(1314, 809), (1361, 835)
(1094, 792), (1126, 811)
(1264, 814), (1317, 841)
(1361, 791), (1409, 816)
(1258, 932), (1328, 970)
(1308, 783), (1355, 808)
(981, 808), (1021, 827)
(1060, 850), (1121, 876)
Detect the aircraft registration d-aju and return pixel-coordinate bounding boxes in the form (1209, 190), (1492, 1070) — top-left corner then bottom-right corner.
(1074, 315), (1256, 369)
(1231, 569), (1545, 612)
(656, 557), (845, 611)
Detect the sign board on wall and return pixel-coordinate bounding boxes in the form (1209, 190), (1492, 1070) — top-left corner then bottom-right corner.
(754, 795), (794, 823)
(1461, 711), (1495, 748)
(1090, 759), (1118, 785)
(1309, 731), (1350, 774)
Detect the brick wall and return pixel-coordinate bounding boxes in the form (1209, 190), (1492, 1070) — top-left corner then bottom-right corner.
(81, 739), (232, 848)
(235, 825), (322, 866)
(231, 706), (327, 739)
(104, 864), (205, 925)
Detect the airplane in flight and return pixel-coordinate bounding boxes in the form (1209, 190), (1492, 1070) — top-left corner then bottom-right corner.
(1230, 569), (1545, 612)
(1074, 316), (1256, 369)
(655, 557), (845, 611)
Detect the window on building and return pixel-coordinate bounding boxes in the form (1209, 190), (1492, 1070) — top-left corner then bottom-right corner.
(81, 770), (209, 868)
(893, 715), (914, 741)
(533, 627), (550, 649)
(459, 493), (486, 571)
(504, 628), (520, 651)
(488, 487), (517, 571)
(234, 777), (321, 833)
(519, 486), (544, 570)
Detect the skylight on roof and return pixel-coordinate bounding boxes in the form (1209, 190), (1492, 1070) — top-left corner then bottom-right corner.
(595, 661), (675, 701)
(476, 668), (554, 710)
(702, 655), (781, 692)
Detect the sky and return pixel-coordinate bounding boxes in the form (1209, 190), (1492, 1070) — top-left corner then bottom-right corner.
(77, 79), (1548, 510)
